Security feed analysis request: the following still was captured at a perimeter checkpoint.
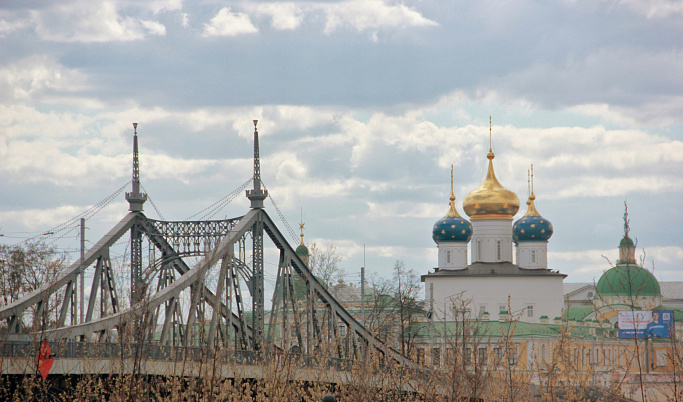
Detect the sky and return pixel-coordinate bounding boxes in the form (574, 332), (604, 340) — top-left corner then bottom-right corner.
(1, 0), (682, 295)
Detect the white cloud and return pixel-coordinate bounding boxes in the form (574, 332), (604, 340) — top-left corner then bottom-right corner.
(319, 0), (438, 34)
(0, 55), (90, 104)
(145, 0), (183, 15)
(140, 20), (166, 36)
(0, 12), (31, 37)
(32, 1), (149, 42)
(202, 7), (258, 37)
(614, 0), (683, 18)
(250, 3), (304, 30)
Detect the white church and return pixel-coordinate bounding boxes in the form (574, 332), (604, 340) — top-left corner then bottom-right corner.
(421, 144), (566, 323)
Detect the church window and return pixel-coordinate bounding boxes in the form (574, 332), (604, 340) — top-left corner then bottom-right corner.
(496, 240), (502, 261)
(447, 250), (451, 264)
(530, 249), (536, 263)
(477, 240), (482, 261)
(526, 305), (534, 317)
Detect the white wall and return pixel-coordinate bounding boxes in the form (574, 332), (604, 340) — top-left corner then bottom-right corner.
(470, 218), (514, 263)
(516, 241), (548, 269)
(425, 275), (565, 323)
(437, 242), (468, 269)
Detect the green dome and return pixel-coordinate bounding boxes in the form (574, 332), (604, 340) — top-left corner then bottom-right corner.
(596, 264), (661, 297)
(619, 236), (635, 248)
(296, 244), (309, 257)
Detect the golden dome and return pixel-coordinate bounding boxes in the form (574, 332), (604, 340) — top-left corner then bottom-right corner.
(462, 149), (520, 219)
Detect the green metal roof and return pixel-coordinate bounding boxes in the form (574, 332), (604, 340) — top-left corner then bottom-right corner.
(596, 264), (661, 297)
(562, 306), (594, 322)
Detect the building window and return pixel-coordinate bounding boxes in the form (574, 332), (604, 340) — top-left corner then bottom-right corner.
(526, 305), (534, 318)
(338, 324), (347, 337)
(493, 347), (502, 362)
(479, 305), (487, 317)
(417, 348), (425, 364)
(432, 348), (440, 366)
(447, 250), (451, 264)
(478, 347), (488, 366)
(499, 304), (507, 313)
(465, 347), (472, 365)
(496, 240), (502, 261)
(477, 240), (482, 261)
(530, 249), (536, 263)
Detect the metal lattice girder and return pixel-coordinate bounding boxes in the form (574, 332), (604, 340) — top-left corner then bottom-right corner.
(259, 211), (413, 366)
(1, 206), (413, 367)
(36, 209), (262, 341)
(0, 213), (138, 324)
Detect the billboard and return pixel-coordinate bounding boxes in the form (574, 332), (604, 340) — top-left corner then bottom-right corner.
(618, 310), (674, 339)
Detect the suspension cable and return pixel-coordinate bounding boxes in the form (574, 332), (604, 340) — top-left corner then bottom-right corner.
(185, 178), (253, 221)
(18, 181), (131, 245)
(262, 182), (299, 245)
(141, 185), (165, 220)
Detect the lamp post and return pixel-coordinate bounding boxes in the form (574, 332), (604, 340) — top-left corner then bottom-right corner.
(507, 342), (517, 402)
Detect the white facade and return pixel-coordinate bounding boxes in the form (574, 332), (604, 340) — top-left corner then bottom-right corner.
(470, 218), (514, 262)
(516, 241), (549, 269)
(437, 242), (468, 269)
(425, 273), (565, 323)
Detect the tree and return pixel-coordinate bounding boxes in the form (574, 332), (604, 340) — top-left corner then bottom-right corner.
(392, 260), (424, 357)
(0, 241), (65, 331)
(0, 241), (64, 305)
(307, 242), (344, 288)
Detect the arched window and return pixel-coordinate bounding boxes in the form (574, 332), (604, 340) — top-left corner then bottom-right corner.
(531, 249), (536, 263)
(496, 240), (502, 261)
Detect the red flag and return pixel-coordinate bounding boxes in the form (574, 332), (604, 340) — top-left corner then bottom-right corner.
(36, 340), (54, 380)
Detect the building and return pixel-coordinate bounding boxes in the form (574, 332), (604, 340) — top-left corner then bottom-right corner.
(422, 143), (565, 324)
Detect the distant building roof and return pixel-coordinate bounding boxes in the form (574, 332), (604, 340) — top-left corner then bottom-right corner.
(564, 281), (683, 300)
(422, 262), (566, 281)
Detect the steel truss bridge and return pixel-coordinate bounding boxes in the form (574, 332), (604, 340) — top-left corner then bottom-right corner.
(0, 121), (412, 373)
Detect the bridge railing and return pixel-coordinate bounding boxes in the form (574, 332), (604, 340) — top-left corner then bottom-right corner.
(0, 341), (353, 371)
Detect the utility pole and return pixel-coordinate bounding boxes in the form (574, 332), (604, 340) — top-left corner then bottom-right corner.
(360, 266), (365, 326)
(429, 283), (434, 365)
(80, 218), (85, 325)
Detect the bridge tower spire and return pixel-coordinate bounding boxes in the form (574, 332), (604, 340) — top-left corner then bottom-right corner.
(245, 120), (267, 349)
(246, 120), (268, 208)
(125, 123), (147, 308)
(125, 123), (147, 212)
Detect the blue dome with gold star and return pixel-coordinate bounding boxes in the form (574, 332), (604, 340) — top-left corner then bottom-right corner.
(433, 193), (473, 243)
(513, 194), (553, 243)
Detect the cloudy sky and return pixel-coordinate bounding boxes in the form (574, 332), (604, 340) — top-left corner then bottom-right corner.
(1, 0), (682, 292)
